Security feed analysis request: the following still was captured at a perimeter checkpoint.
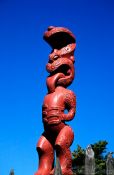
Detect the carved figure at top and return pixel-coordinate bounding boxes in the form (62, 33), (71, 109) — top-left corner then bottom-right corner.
(35, 26), (76, 175)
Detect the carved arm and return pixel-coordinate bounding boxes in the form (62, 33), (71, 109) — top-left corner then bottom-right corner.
(63, 91), (76, 121)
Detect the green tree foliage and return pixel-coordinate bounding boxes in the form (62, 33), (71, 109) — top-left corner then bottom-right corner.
(72, 140), (112, 175)
(72, 145), (85, 174)
(92, 141), (108, 175)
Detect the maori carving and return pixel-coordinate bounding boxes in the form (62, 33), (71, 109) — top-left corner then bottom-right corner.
(35, 26), (76, 175)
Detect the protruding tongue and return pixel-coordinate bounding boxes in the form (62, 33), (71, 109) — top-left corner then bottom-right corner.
(46, 73), (65, 93)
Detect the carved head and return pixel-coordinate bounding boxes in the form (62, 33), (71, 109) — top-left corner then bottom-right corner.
(43, 26), (76, 92)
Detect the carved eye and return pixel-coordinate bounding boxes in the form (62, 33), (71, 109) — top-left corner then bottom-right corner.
(53, 55), (59, 60)
(65, 47), (70, 51)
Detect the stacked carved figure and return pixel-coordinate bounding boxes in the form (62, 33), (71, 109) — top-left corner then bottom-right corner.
(35, 26), (76, 175)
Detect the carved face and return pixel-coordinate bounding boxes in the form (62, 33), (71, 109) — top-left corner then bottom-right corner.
(43, 26), (76, 92)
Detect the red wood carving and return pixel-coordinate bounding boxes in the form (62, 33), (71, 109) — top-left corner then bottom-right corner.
(35, 26), (76, 175)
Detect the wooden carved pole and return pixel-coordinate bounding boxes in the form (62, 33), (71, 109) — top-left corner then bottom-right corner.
(54, 157), (62, 175)
(85, 145), (95, 175)
(106, 152), (114, 175)
(35, 26), (76, 175)
(9, 169), (14, 175)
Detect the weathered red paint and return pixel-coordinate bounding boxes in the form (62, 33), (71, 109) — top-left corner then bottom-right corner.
(35, 26), (76, 175)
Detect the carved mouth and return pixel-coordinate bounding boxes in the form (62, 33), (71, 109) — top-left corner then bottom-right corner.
(43, 27), (76, 49)
(49, 64), (71, 77)
(45, 32), (75, 49)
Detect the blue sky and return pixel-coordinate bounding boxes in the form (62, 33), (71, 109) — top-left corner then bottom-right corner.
(0, 0), (114, 174)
